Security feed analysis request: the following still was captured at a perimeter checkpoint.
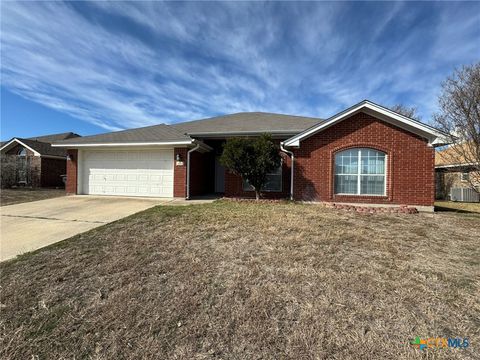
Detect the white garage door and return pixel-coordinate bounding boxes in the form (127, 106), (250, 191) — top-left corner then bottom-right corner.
(82, 149), (174, 197)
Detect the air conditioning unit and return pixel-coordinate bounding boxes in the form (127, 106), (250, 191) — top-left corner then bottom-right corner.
(450, 188), (480, 202)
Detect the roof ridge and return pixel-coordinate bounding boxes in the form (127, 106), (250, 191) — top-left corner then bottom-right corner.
(27, 131), (74, 137)
(171, 111), (323, 127)
(240, 111), (323, 120)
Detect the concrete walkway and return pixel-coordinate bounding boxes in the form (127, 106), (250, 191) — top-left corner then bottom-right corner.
(0, 195), (213, 261)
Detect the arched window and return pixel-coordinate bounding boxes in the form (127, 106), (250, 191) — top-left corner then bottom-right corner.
(18, 148), (27, 157)
(334, 148), (386, 196)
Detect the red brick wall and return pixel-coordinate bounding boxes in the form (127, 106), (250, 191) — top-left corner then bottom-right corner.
(66, 149), (78, 194)
(174, 148), (187, 197)
(5, 144), (35, 157)
(224, 153), (291, 199)
(41, 158), (66, 187)
(292, 112), (435, 206)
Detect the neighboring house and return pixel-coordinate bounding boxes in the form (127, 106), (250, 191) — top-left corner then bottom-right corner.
(0, 132), (81, 187)
(435, 144), (480, 201)
(53, 100), (447, 211)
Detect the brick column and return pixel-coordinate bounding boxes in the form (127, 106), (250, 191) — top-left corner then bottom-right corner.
(66, 149), (78, 195)
(174, 148), (188, 198)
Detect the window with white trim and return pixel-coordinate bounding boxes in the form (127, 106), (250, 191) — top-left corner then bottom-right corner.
(243, 164), (282, 192)
(461, 172), (469, 181)
(334, 148), (386, 196)
(18, 148), (27, 157)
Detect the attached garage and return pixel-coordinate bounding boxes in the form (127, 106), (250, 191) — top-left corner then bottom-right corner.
(80, 149), (174, 197)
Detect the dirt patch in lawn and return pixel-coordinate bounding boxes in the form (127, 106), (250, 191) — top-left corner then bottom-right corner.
(0, 188), (65, 206)
(1, 201), (478, 359)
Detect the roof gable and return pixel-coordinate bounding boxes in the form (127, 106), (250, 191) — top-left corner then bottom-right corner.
(0, 132), (81, 157)
(0, 138), (68, 157)
(283, 100), (448, 147)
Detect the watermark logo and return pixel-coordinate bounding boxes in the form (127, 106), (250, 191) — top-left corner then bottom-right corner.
(411, 336), (469, 350)
(411, 337), (427, 350)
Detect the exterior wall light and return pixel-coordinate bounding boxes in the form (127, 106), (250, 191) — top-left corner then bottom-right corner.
(175, 153), (184, 166)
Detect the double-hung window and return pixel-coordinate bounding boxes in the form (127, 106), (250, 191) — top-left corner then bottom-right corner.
(243, 164), (282, 192)
(334, 148), (386, 196)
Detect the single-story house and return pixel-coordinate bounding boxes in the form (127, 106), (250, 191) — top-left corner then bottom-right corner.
(435, 143), (480, 201)
(53, 100), (447, 211)
(0, 132), (81, 187)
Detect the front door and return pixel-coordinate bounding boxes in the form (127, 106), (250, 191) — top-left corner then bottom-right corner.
(214, 156), (225, 193)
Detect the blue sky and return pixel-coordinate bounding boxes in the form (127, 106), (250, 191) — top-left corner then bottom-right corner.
(1, 1), (479, 140)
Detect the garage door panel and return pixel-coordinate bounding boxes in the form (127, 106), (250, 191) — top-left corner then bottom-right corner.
(82, 149), (174, 197)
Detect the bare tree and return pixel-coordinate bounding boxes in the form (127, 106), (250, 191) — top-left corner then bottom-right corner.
(390, 104), (421, 121)
(0, 155), (18, 188)
(433, 62), (480, 192)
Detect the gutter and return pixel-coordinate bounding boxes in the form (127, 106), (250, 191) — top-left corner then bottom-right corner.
(186, 142), (201, 200)
(280, 142), (294, 201)
(184, 130), (306, 136)
(51, 140), (194, 147)
(435, 162), (480, 169)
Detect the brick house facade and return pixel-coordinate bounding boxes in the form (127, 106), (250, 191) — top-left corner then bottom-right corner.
(58, 101), (445, 210)
(291, 112), (435, 206)
(1, 133), (80, 188)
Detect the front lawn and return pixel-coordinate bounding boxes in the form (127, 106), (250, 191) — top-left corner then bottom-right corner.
(0, 188), (65, 206)
(1, 201), (478, 359)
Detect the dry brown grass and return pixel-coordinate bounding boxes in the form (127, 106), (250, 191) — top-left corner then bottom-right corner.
(0, 188), (65, 206)
(1, 201), (479, 359)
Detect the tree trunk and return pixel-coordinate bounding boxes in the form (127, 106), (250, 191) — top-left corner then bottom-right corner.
(255, 189), (260, 201)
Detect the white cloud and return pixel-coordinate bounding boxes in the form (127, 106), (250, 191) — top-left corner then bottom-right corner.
(1, 2), (479, 131)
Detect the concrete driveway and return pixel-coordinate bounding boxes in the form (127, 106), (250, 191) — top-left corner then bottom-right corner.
(0, 196), (211, 261)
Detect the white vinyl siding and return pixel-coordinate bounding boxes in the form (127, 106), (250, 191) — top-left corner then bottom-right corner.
(334, 148), (386, 196)
(81, 149), (174, 197)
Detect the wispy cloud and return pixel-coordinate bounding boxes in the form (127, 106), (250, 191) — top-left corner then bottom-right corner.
(2, 1), (479, 130)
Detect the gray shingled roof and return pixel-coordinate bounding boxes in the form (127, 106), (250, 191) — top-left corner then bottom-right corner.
(20, 138), (70, 157)
(27, 132), (80, 143)
(55, 124), (192, 145)
(55, 112), (323, 145)
(171, 112), (323, 135)
(1, 133), (82, 157)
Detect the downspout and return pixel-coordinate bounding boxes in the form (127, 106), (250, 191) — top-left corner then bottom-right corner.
(280, 142), (294, 201)
(186, 142), (201, 200)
